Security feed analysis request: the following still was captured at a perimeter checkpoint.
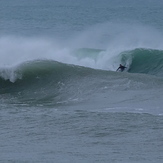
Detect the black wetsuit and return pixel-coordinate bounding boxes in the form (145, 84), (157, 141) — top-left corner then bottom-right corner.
(116, 65), (127, 72)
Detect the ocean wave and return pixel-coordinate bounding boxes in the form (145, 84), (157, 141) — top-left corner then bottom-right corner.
(120, 48), (163, 76)
(1, 47), (163, 84)
(0, 60), (102, 95)
(0, 58), (163, 106)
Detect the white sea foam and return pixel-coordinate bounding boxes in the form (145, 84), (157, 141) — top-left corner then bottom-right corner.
(0, 67), (22, 82)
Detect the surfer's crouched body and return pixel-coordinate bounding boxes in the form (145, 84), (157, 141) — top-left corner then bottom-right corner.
(116, 64), (127, 72)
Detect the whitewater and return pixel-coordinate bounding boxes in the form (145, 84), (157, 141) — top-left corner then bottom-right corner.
(0, 0), (163, 162)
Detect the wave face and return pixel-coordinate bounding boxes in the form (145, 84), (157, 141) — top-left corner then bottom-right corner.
(120, 48), (163, 76)
(73, 47), (163, 77)
(0, 57), (163, 108)
(1, 47), (163, 88)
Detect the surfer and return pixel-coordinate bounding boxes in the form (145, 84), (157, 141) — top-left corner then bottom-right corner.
(116, 64), (127, 72)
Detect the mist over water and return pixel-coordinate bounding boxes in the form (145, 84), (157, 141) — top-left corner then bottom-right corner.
(1, 22), (163, 70)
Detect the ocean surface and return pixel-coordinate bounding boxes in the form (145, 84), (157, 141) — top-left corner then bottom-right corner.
(0, 0), (163, 162)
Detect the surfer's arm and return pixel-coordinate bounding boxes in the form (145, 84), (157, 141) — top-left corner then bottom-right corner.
(116, 67), (120, 71)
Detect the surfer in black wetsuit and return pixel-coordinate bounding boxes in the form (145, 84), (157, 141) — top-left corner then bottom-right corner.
(116, 64), (127, 72)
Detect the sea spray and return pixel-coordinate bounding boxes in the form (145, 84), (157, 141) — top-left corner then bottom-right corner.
(0, 66), (22, 82)
(1, 23), (163, 73)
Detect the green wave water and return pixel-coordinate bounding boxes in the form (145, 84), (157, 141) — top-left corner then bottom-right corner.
(0, 60), (107, 106)
(1, 47), (163, 88)
(121, 48), (163, 76)
(1, 46), (163, 107)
